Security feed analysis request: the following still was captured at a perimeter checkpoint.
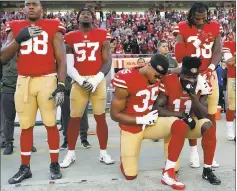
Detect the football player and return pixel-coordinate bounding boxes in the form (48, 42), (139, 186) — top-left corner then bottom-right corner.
(60, 7), (114, 168)
(223, 40), (236, 140)
(110, 54), (169, 181)
(0, 0), (66, 184)
(173, 2), (222, 168)
(153, 56), (221, 189)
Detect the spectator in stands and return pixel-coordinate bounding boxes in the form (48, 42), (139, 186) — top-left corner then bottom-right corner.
(157, 40), (178, 68)
(137, 57), (146, 67)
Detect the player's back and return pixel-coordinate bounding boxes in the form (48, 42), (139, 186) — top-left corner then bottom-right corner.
(9, 19), (65, 76)
(111, 67), (160, 133)
(64, 28), (111, 76)
(160, 74), (192, 114)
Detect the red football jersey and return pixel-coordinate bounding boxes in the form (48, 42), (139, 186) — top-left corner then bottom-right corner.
(175, 21), (223, 72)
(223, 41), (236, 78)
(64, 28), (111, 76)
(111, 68), (160, 133)
(8, 19), (65, 76)
(160, 74), (192, 114)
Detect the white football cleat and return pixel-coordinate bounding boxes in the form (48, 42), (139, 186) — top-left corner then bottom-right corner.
(189, 152), (200, 168)
(161, 168), (185, 190)
(99, 152), (115, 165)
(60, 151), (76, 168)
(212, 160), (220, 168)
(227, 130), (235, 141)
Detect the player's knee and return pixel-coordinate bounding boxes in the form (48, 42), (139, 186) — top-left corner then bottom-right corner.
(171, 120), (187, 137)
(120, 163), (137, 180)
(201, 121), (213, 134)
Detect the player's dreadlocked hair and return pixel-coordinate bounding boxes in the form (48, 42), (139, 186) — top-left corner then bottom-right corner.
(187, 2), (210, 27)
(76, 7), (95, 24)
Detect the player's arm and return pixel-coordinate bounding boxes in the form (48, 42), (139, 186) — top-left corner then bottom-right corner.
(209, 35), (222, 69)
(190, 94), (208, 119)
(53, 32), (66, 83)
(153, 92), (182, 118)
(226, 52), (236, 66)
(87, 40), (112, 92)
(0, 31), (20, 64)
(66, 44), (87, 86)
(110, 87), (137, 125)
(101, 40), (112, 76)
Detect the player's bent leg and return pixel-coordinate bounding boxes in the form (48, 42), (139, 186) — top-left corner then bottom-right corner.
(144, 117), (181, 172)
(120, 130), (143, 180)
(61, 83), (89, 168)
(200, 121), (221, 185)
(91, 79), (114, 164)
(162, 120), (187, 190)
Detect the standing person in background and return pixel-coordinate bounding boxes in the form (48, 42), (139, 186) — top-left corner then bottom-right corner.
(223, 40), (236, 141)
(60, 75), (91, 150)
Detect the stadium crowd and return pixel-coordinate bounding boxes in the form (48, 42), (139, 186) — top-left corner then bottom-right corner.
(1, 7), (236, 54)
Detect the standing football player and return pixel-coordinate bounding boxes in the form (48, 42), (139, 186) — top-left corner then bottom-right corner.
(223, 40), (236, 141)
(60, 7), (114, 168)
(0, 0), (66, 184)
(173, 2), (222, 168)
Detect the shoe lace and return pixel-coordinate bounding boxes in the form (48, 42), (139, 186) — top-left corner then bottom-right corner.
(51, 163), (60, 174)
(14, 166), (26, 178)
(207, 169), (216, 179)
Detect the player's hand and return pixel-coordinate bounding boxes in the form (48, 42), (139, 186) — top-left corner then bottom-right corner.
(136, 110), (159, 126)
(182, 82), (195, 96)
(87, 72), (105, 93)
(49, 82), (65, 107)
(179, 112), (196, 130)
(82, 81), (94, 92)
(76, 75), (86, 86)
(195, 75), (212, 95)
(15, 26), (42, 44)
(202, 64), (215, 81)
(226, 54), (236, 66)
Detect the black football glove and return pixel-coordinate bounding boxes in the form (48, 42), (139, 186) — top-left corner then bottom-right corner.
(15, 26), (42, 44)
(82, 81), (94, 92)
(49, 82), (65, 107)
(179, 112), (196, 130)
(182, 83), (195, 95)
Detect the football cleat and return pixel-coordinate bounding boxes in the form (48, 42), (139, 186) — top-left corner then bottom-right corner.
(8, 165), (32, 184)
(212, 160), (220, 168)
(161, 168), (185, 190)
(99, 152), (115, 165)
(81, 140), (91, 149)
(60, 151), (76, 168)
(50, 162), (62, 180)
(189, 152), (200, 168)
(202, 167), (221, 185)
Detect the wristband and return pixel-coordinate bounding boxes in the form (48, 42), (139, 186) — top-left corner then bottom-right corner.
(58, 82), (65, 86)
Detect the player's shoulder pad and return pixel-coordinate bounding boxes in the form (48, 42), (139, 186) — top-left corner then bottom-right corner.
(209, 20), (223, 34)
(159, 74), (178, 93)
(46, 19), (66, 34)
(94, 28), (111, 40)
(111, 68), (134, 89)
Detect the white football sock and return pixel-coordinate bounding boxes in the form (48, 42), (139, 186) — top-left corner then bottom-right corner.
(100, 150), (107, 155)
(165, 159), (176, 170)
(191, 145), (198, 153)
(204, 164), (212, 168)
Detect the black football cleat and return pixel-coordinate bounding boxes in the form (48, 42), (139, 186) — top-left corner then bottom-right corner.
(202, 167), (221, 185)
(8, 165), (32, 184)
(50, 162), (62, 180)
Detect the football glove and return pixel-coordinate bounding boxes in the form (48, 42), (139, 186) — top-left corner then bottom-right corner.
(136, 110), (159, 126)
(202, 64), (215, 81)
(49, 82), (65, 107)
(182, 82), (196, 95)
(15, 26), (42, 44)
(195, 75), (212, 95)
(82, 81), (94, 92)
(179, 112), (196, 130)
(87, 72), (105, 93)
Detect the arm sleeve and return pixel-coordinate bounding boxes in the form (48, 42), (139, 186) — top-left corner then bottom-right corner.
(111, 71), (128, 89)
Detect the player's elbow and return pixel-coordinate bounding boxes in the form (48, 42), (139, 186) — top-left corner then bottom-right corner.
(110, 109), (118, 122)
